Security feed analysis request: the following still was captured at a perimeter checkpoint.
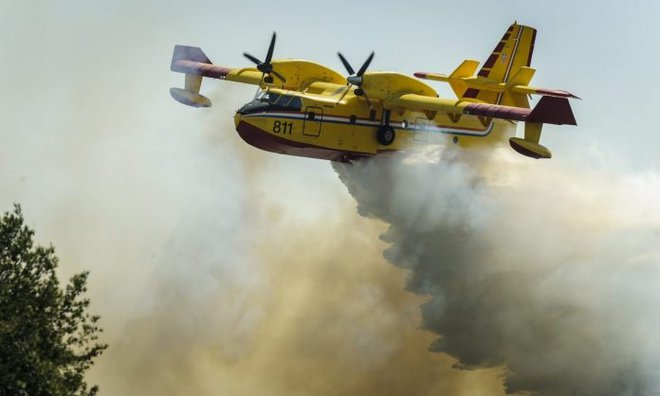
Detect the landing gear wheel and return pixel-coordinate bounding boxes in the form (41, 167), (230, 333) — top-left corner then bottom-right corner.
(377, 126), (395, 146)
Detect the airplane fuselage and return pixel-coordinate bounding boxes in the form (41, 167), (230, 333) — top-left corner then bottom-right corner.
(171, 23), (577, 161)
(234, 89), (515, 162)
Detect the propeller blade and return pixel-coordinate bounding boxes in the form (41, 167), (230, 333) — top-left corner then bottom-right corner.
(244, 52), (262, 66)
(266, 32), (276, 63)
(337, 52), (355, 76)
(357, 51), (374, 77)
(270, 69), (286, 83)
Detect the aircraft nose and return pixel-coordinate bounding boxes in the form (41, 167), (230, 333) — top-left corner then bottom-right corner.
(234, 111), (242, 128)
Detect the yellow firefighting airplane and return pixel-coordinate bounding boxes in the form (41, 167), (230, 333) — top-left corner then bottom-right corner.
(170, 23), (578, 161)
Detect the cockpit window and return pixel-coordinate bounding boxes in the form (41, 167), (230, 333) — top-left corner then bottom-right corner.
(275, 95), (291, 106)
(250, 91), (302, 111)
(288, 96), (302, 109)
(261, 92), (280, 104)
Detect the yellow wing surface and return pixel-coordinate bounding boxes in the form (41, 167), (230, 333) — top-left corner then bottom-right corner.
(385, 94), (576, 126)
(169, 45), (346, 107)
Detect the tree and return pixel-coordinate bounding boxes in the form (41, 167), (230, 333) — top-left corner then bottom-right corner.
(0, 205), (107, 395)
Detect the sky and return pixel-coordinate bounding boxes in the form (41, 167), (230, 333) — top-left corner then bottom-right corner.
(2, 1), (660, 395)
(3, 0), (659, 168)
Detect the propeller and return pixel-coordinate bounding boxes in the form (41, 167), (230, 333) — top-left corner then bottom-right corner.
(243, 32), (286, 84)
(336, 51), (374, 105)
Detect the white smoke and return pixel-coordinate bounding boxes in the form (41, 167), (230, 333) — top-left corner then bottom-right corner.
(334, 145), (660, 395)
(93, 149), (507, 395)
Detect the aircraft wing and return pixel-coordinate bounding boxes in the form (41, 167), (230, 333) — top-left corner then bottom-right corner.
(385, 93), (577, 125)
(415, 65), (580, 107)
(169, 45), (265, 107)
(171, 46), (265, 85)
(170, 45), (347, 107)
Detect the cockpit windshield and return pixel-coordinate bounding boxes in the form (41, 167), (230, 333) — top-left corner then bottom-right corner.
(258, 91), (302, 109)
(259, 91), (280, 104)
(239, 91), (303, 115)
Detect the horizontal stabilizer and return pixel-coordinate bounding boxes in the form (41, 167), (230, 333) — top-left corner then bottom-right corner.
(510, 85), (580, 99)
(506, 67), (535, 87)
(451, 60), (480, 79)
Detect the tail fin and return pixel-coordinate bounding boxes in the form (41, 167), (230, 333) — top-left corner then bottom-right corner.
(463, 22), (537, 105)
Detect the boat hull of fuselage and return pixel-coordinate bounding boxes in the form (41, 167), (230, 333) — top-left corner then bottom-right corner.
(235, 119), (362, 161)
(233, 111), (515, 161)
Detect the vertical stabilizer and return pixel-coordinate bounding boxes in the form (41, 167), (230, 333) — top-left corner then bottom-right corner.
(463, 23), (537, 106)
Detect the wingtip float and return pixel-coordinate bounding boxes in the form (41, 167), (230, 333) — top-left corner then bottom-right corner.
(170, 23), (579, 161)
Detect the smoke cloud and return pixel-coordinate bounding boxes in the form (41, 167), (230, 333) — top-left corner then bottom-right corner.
(334, 145), (660, 395)
(97, 185), (505, 395)
(4, 84), (505, 393)
(74, 105), (504, 395)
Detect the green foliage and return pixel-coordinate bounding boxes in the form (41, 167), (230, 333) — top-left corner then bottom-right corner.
(0, 205), (108, 395)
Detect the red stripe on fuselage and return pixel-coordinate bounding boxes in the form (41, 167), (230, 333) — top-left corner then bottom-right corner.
(235, 120), (368, 161)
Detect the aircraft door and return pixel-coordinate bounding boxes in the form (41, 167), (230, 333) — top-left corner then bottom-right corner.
(303, 106), (323, 137)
